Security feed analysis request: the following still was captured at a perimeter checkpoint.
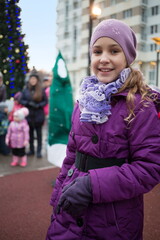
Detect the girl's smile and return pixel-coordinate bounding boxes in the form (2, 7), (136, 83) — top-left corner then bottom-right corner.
(91, 37), (127, 84)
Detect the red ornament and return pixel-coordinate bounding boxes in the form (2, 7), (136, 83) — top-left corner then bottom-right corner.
(158, 112), (160, 119)
(15, 59), (20, 64)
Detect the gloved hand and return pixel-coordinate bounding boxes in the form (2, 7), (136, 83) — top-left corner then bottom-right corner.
(24, 140), (29, 147)
(57, 175), (92, 217)
(5, 139), (9, 146)
(28, 101), (38, 108)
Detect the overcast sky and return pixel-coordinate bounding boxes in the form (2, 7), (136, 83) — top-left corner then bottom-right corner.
(18, 0), (58, 73)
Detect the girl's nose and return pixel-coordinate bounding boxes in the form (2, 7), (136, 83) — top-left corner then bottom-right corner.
(100, 53), (110, 63)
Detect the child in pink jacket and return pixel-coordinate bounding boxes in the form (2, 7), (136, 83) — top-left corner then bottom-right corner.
(6, 107), (29, 167)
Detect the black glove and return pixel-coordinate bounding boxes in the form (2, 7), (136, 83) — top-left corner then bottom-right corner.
(57, 175), (92, 217)
(28, 101), (38, 108)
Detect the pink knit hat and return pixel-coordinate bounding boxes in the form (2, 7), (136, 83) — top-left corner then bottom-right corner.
(14, 107), (29, 121)
(90, 19), (137, 65)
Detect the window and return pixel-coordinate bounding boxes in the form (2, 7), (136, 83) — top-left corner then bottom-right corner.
(140, 43), (146, 51)
(141, 26), (147, 40)
(110, 0), (117, 6)
(123, 9), (132, 19)
(151, 6), (159, 16)
(65, 1), (69, 18)
(141, 8), (147, 22)
(73, 26), (77, 60)
(149, 71), (156, 85)
(150, 25), (158, 34)
(73, 1), (78, 9)
(142, 0), (147, 4)
(110, 14), (117, 19)
(150, 43), (157, 51)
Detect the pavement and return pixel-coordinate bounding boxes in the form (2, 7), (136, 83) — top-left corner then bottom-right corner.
(0, 167), (60, 240)
(0, 146), (53, 177)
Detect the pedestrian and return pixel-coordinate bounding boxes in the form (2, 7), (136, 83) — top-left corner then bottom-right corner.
(0, 72), (9, 155)
(45, 19), (160, 240)
(8, 91), (23, 122)
(5, 107), (29, 167)
(0, 71), (7, 102)
(0, 103), (10, 155)
(19, 73), (48, 158)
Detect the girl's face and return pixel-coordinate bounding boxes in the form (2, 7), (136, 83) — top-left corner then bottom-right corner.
(29, 76), (38, 86)
(91, 37), (127, 84)
(14, 115), (20, 122)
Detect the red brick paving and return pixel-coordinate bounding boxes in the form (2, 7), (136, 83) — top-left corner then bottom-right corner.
(0, 168), (159, 240)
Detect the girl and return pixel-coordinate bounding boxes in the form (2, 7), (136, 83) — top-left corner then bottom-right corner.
(6, 107), (29, 167)
(45, 19), (160, 240)
(20, 73), (48, 158)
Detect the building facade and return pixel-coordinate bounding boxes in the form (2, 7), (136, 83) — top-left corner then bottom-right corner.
(56, 0), (160, 99)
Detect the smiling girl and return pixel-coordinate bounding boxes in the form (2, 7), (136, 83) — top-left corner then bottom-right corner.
(46, 19), (160, 240)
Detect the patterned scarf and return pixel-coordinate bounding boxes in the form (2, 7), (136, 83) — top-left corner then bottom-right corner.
(79, 68), (131, 124)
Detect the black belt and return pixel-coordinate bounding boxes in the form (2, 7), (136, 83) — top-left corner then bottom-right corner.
(75, 151), (126, 172)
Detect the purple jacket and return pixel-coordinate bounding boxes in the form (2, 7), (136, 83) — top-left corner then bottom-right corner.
(46, 92), (160, 240)
(6, 119), (29, 148)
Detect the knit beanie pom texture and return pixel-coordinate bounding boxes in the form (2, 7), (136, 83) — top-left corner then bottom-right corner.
(14, 107), (29, 121)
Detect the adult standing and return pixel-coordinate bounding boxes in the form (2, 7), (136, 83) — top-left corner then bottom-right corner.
(0, 72), (7, 102)
(0, 72), (9, 155)
(20, 73), (48, 158)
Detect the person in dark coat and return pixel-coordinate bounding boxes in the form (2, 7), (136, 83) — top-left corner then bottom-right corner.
(0, 72), (9, 155)
(45, 19), (160, 240)
(0, 72), (7, 102)
(0, 103), (10, 155)
(20, 73), (48, 158)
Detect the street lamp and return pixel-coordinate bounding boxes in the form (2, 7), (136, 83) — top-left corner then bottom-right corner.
(87, 0), (101, 75)
(152, 37), (160, 87)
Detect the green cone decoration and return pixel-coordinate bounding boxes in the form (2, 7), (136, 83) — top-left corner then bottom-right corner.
(48, 51), (73, 145)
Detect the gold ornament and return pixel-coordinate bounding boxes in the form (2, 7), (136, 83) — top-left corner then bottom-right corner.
(15, 48), (20, 53)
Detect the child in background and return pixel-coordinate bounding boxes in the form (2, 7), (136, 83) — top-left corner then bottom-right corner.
(6, 107), (29, 167)
(8, 91), (23, 122)
(45, 19), (160, 240)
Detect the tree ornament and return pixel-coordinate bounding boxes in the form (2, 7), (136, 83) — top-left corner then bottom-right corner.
(15, 59), (20, 64)
(15, 48), (20, 53)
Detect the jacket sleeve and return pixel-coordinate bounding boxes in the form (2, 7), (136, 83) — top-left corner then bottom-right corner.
(89, 102), (160, 203)
(50, 105), (77, 206)
(1, 85), (7, 101)
(19, 89), (28, 106)
(5, 123), (12, 143)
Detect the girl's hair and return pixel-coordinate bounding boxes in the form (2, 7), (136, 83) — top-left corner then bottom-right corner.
(28, 74), (43, 102)
(118, 68), (157, 123)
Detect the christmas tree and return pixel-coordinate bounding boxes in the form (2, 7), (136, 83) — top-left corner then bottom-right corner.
(0, 0), (29, 98)
(47, 51), (74, 167)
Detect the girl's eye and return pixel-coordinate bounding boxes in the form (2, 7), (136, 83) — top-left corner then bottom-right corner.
(111, 49), (120, 54)
(93, 50), (102, 54)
